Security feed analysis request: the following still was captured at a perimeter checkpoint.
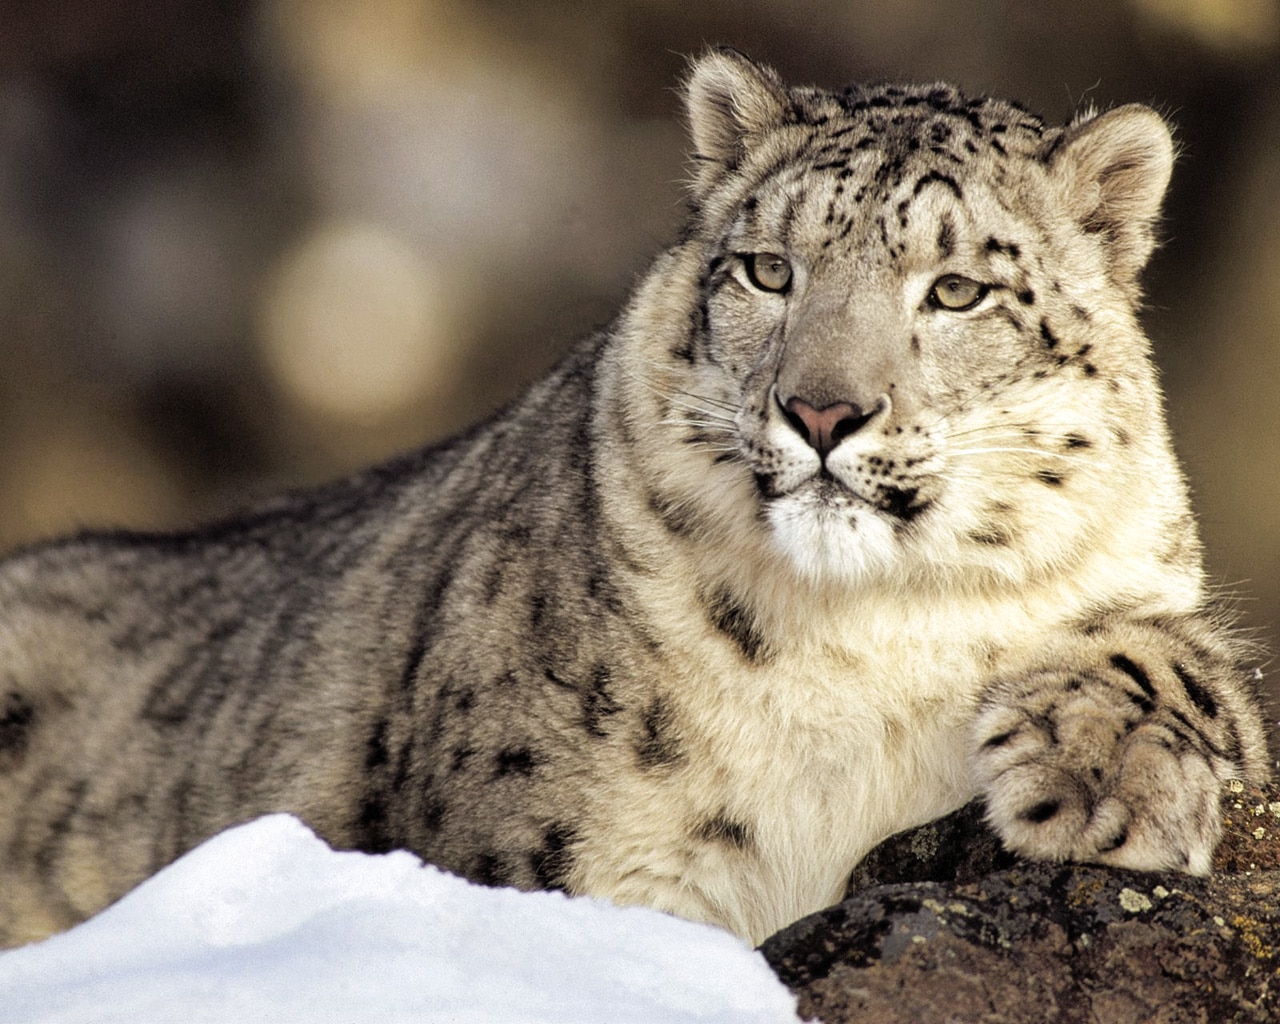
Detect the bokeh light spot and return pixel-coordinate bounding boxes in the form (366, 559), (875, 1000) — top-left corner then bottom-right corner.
(257, 220), (463, 424)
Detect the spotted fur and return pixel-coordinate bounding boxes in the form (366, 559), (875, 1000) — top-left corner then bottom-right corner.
(0, 51), (1267, 947)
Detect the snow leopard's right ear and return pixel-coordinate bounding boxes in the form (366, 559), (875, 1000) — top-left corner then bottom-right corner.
(1044, 104), (1175, 305)
(684, 49), (788, 200)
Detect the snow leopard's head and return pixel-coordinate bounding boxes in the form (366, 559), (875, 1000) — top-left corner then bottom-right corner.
(629, 50), (1194, 596)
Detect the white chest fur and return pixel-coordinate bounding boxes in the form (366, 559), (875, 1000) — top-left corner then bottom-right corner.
(583, 569), (1066, 943)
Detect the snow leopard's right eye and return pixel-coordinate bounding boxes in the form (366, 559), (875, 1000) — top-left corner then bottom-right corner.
(929, 274), (988, 311)
(743, 253), (793, 294)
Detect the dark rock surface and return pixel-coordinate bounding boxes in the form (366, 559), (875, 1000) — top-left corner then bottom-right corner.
(761, 784), (1280, 1023)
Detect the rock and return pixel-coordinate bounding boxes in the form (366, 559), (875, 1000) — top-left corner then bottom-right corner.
(760, 784), (1280, 1024)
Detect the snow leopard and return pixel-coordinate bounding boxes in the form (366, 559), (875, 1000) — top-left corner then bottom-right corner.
(0, 49), (1268, 947)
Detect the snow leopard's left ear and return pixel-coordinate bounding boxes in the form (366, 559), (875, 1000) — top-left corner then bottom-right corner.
(1044, 105), (1175, 304)
(684, 48), (788, 200)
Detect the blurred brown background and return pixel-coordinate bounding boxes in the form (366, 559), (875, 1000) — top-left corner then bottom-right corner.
(0, 1), (1277, 720)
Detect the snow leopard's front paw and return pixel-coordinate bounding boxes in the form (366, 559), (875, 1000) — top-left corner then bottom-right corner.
(972, 644), (1262, 875)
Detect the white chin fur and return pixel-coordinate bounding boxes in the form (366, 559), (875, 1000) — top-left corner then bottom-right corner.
(766, 497), (898, 584)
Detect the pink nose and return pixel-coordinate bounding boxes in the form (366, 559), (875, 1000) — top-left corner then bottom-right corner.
(782, 397), (873, 457)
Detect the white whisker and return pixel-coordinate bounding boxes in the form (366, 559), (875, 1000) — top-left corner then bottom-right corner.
(661, 418), (735, 431)
(625, 367), (740, 415)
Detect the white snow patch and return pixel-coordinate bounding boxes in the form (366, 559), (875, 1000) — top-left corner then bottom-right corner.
(0, 814), (801, 1024)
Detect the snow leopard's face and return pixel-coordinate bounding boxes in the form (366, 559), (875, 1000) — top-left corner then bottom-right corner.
(647, 51), (1182, 589)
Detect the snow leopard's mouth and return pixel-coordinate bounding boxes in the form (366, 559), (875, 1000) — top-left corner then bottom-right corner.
(759, 470), (935, 527)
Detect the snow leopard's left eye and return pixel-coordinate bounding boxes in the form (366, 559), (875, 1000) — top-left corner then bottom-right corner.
(929, 274), (988, 311)
(744, 253), (793, 294)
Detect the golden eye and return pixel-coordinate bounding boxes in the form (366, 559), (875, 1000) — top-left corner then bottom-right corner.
(744, 253), (793, 293)
(929, 274), (988, 311)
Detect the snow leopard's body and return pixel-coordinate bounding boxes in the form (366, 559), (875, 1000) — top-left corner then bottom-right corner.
(0, 51), (1267, 947)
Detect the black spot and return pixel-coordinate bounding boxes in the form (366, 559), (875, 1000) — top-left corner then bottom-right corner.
(422, 792), (448, 833)
(910, 334), (922, 356)
(878, 486), (931, 522)
(1021, 800), (1061, 823)
(450, 745), (474, 772)
(363, 716), (390, 772)
(1167, 707), (1231, 762)
(529, 592), (550, 632)
(474, 852), (512, 887)
(1038, 132), (1067, 164)
(354, 793), (392, 853)
(695, 813), (754, 851)
(912, 169), (963, 199)
(454, 688), (476, 713)
(530, 822), (578, 890)
(707, 587), (768, 663)
(1173, 663), (1219, 718)
(1035, 470), (1064, 487)
(582, 663), (622, 738)
(1064, 434), (1091, 450)
(1038, 319), (1059, 350)
(586, 569), (625, 617)
(494, 746), (541, 778)
(543, 667), (576, 691)
(968, 527), (1010, 547)
(936, 218), (955, 257)
(1098, 825), (1129, 853)
(752, 471), (779, 499)
(648, 492), (695, 537)
(1110, 653), (1157, 700)
(503, 522), (533, 546)
(982, 728), (1017, 748)
(1125, 690), (1156, 715)
(1017, 289), (1035, 305)
(985, 236), (1021, 259)
(636, 696), (682, 769)
(994, 307), (1027, 334)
